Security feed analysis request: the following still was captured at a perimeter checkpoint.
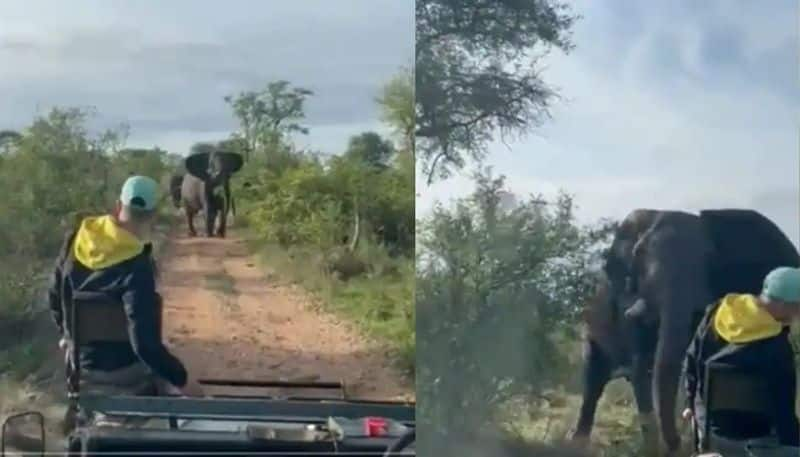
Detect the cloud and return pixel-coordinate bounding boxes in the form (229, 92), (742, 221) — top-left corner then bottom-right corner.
(0, 1), (413, 155)
(417, 1), (799, 247)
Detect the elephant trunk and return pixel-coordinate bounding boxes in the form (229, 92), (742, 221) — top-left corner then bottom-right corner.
(652, 329), (685, 451)
(651, 270), (710, 452)
(633, 214), (712, 453)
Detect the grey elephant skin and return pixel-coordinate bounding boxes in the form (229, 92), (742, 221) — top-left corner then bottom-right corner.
(572, 209), (800, 453)
(171, 149), (243, 238)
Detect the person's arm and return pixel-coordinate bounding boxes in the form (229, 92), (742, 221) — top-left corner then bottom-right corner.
(683, 308), (711, 412)
(765, 338), (799, 446)
(122, 259), (188, 388)
(47, 230), (76, 334)
(682, 330), (700, 411)
(47, 262), (64, 334)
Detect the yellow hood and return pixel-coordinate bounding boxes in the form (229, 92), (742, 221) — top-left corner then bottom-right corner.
(73, 215), (144, 270)
(713, 293), (783, 344)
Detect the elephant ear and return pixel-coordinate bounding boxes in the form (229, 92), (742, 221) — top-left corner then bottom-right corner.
(185, 152), (210, 180)
(218, 151), (244, 174)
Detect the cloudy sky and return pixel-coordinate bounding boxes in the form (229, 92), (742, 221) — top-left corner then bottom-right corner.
(417, 0), (799, 247)
(0, 0), (413, 155)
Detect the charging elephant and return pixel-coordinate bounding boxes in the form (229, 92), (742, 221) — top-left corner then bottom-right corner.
(571, 209), (799, 454)
(179, 146), (243, 238)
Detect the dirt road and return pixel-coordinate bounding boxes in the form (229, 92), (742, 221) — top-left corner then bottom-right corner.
(157, 229), (413, 402)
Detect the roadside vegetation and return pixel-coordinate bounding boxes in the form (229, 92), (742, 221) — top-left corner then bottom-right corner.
(224, 70), (415, 373)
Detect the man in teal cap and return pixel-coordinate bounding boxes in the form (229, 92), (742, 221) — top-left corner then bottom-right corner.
(682, 266), (800, 450)
(48, 176), (202, 426)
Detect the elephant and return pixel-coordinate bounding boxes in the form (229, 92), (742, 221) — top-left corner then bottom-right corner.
(178, 148), (243, 238)
(571, 208), (799, 454)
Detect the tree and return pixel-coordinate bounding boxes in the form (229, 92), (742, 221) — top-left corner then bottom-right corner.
(415, 0), (579, 184)
(165, 152), (184, 172)
(224, 80), (314, 161)
(219, 136), (249, 156)
(376, 68), (414, 157)
(344, 131), (395, 168)
(416, 168), (614, 441)
(113, 147), (170, 182)
(0, 130), (22, 154)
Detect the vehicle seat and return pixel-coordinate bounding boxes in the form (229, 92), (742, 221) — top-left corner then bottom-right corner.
(696, 362), (774, 453)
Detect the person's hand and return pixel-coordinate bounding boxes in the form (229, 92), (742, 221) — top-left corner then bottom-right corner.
(58, 338), (68, 350)
(178, 379), (204, 397)
(681, 408), (693, 421)
(162, 382), (183, 396)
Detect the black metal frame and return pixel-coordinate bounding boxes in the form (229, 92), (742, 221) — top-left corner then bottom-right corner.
(67, 392), (415, 456)
(79, 393), (415, 425)
(198, 378), (350, 400)
(1, 411), (45, 457)
(700, 363), (714, 452)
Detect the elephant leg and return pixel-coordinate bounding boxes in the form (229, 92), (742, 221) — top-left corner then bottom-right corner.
(205, 207), (216, 237)
(216, 196), (227, 238)
(572, 339), (613, 443)
(217, 214), (227, 237)
(185, 208), (197, 237)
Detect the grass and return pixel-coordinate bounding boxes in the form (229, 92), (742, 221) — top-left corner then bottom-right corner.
(327, 262), (415, 372)
(496, 327), (800, 457)
(489, 335), (643, 456)
(243, 232), (415, 375)
(500, 381), (643, 457)
(0, 342), (49, 383)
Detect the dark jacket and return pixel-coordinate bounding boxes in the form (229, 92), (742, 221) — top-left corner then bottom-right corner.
(683, 293), (799, 446)
(48, 214), (187, 387)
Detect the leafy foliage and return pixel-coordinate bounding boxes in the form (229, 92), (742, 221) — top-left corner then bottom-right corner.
(344, 132), (396, 168)
(415, 0), (579, 183)
(376, 68), (415, 157)
(416, 168), (615, 444)
(224, 80), (314, 162)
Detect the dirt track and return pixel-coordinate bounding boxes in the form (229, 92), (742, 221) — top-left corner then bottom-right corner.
(157, 229), (413, 402)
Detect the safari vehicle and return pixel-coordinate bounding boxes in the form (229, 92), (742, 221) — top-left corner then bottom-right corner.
(2, 378), (415, 456)
(1, 290), (415, 456)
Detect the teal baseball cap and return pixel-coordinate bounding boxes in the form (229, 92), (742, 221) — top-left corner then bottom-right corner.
(120, 175), (159, 211)
(761, 266), (800, 303)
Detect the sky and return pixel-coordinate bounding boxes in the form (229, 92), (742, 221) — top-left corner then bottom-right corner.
(417, 0), (800, 247)
(0, 0), (413, 156)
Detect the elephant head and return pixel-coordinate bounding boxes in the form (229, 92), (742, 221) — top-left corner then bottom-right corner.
(185, 145), (243, 187)
(601, 209), (661, 321)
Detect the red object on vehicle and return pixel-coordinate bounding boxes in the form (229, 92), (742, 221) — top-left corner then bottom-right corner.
(364, 417), (388, 437)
